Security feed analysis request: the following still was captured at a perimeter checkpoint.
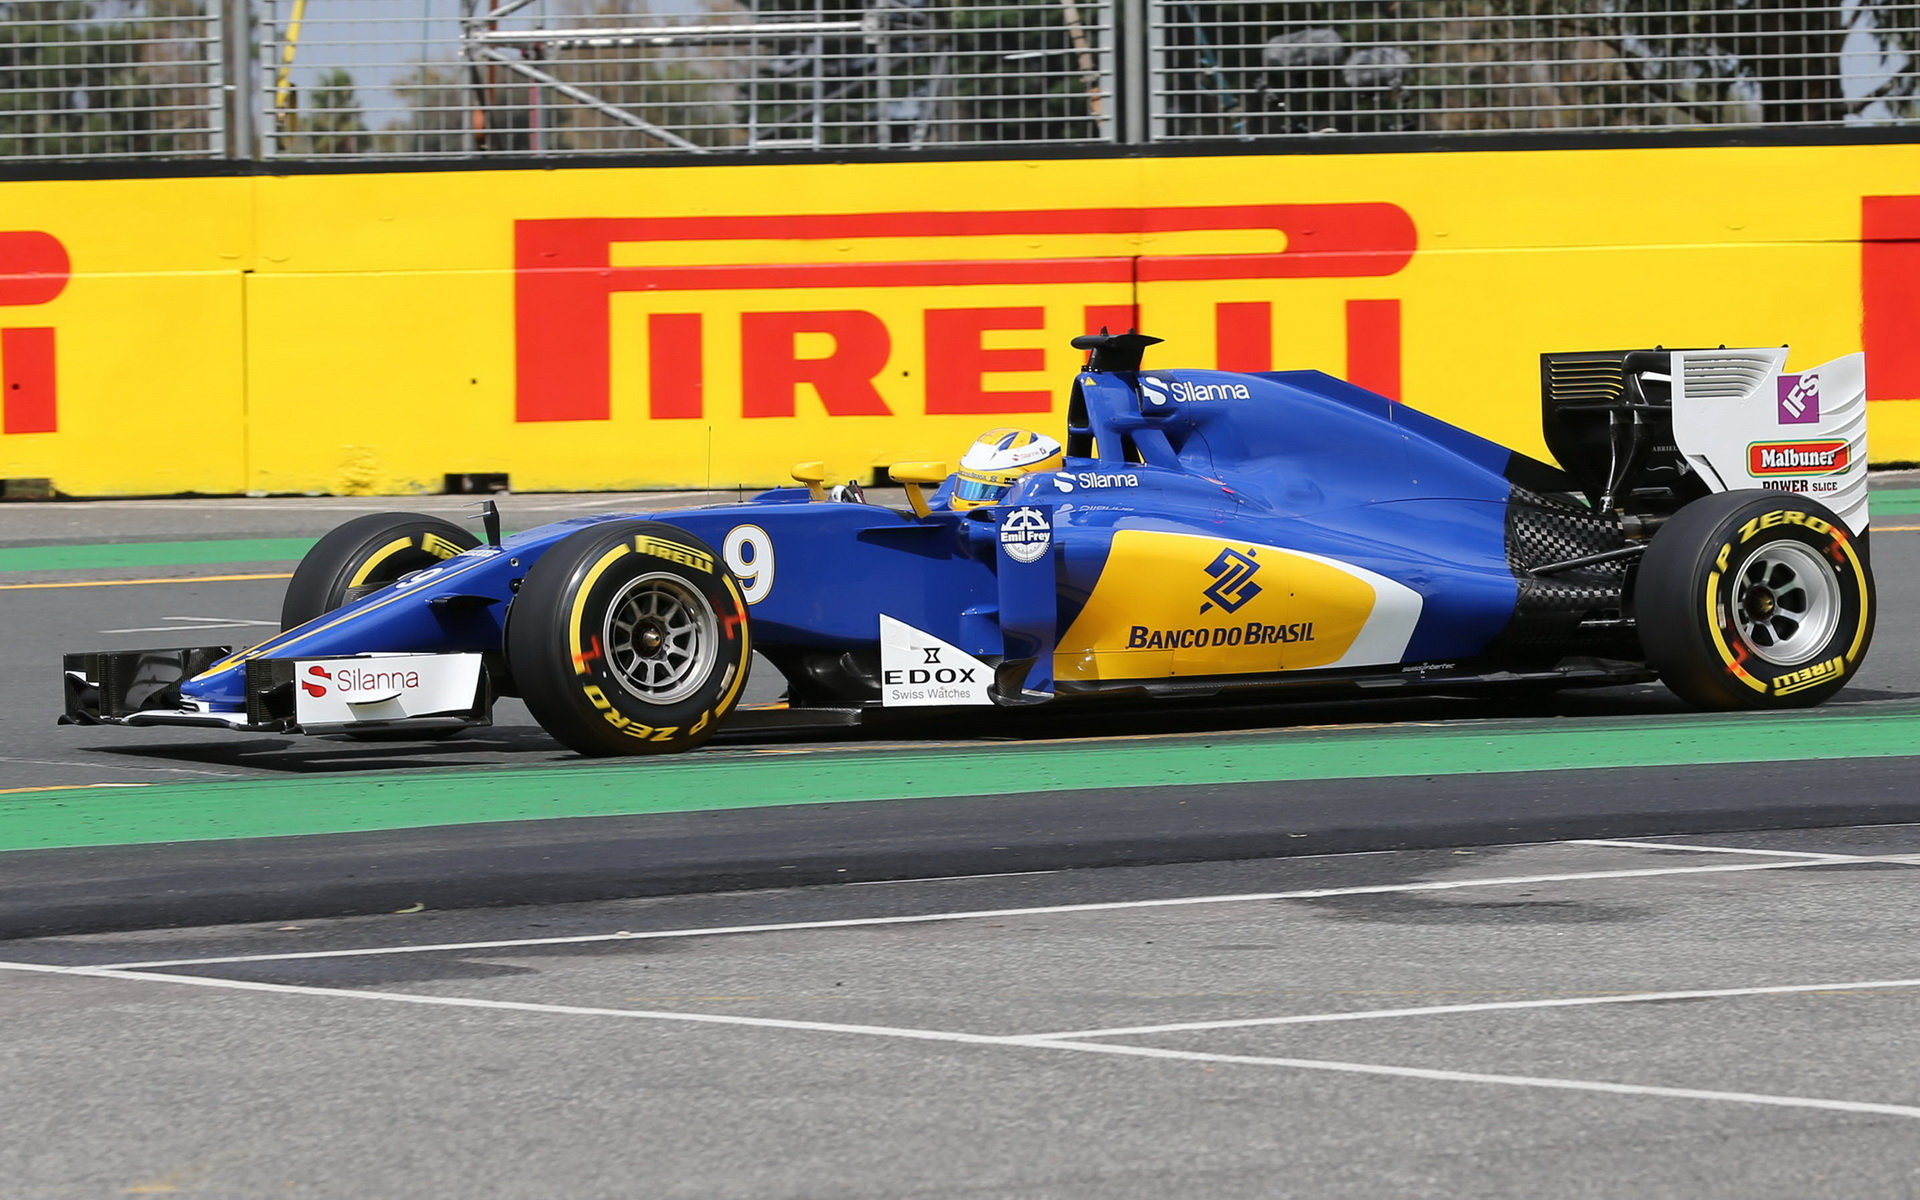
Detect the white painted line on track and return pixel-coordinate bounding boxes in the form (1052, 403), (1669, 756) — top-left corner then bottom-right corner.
(98, 616), (276, 634)
(1568, 838), (1851, 860)
(1573, 838), (1920, 866)
(0, 958), (1025, 1043)
(5, 958), (1918, 1124)
(96, 855), (1854, 970)
(845, 870), (1062, 887)
(0, 755), (239, 779)
(1025, 977), (1920, 1040)
(998, 1041), (1920, 1122)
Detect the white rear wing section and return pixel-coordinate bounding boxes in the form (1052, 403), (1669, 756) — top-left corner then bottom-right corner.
(1668, 349), (1869, 535)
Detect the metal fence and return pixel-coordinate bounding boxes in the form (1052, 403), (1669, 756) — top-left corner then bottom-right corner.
(1152, 1), (1920, 140)
(251, 0), (1115, 157)
(1, 1), (227, 159)
(2, 1), (1915, 162)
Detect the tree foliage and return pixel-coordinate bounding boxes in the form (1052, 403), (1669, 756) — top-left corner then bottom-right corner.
(0, 0), (218, 158)
(378, 62), (471, 155)
(281, 67), (370, 155)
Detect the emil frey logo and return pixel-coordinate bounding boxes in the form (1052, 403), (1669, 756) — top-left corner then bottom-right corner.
(1201, 547), (1263, 614)
(999, 507), (1052, 563)
(1778, 373), (1821, 425)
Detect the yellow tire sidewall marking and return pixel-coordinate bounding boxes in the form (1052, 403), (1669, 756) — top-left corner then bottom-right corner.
(347, 536), (417, 589)
(1704, 556), (1768, 693)
(566, 542), (633, 672)
(1833, 533), (1872, 664)
(713, 574), (751, 719)
(421, 532), (467, 560)
(1708, 510), (1871, 692)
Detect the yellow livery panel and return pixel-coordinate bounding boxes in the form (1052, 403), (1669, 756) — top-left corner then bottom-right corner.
(1055, 530), (1423, 682)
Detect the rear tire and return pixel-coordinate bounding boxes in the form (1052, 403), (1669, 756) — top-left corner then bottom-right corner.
(507, 521), (751, 756)
(1635, 490), (1873, 709)
(283, 512), (480, 630)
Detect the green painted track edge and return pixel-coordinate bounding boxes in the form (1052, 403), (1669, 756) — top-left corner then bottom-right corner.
(0, 530), (545, 574)
(0, 538), (317, 573)
(1871, 488), (1920, 517)
(9, 706), (1920, 854)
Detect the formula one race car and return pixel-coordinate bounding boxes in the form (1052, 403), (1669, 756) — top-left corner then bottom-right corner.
(62, 332), (1875, 756)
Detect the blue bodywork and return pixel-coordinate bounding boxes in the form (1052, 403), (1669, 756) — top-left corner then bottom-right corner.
(179, 358), (1597, 716)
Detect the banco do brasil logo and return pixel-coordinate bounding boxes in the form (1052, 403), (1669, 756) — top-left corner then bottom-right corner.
(1201, 547), (1262, 614)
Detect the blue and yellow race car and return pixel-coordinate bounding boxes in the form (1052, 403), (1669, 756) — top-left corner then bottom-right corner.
(63, 332), (1876, 755)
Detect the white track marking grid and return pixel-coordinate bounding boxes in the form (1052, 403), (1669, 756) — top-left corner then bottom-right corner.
(7, 838), (1920, 1124)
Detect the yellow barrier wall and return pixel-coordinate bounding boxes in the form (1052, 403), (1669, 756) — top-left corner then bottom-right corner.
(3, 145), (1918, 496)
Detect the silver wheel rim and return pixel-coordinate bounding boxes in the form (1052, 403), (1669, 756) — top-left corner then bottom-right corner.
(1732, 540), (1840, 666)
(602, 572), (716, 704)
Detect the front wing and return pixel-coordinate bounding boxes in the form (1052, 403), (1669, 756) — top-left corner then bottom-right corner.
(61, 647), (491, 734)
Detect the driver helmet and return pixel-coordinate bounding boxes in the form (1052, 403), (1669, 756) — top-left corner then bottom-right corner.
(950, 428), (1064, 510)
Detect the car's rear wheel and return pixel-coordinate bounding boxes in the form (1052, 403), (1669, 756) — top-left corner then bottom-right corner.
(1635, 490), (1873, 709)
(506, 521), (751, 756)
(283, 512), (480, 630)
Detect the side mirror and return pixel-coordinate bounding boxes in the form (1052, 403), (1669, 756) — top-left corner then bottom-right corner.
(888, 461), (948, 518)
(790, 461), (829, 501)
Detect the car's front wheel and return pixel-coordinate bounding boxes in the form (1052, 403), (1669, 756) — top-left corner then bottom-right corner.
(281, 512), (485, 743)
(1635, 490), (1873, 709)
(282, 512), (480, 630)
(506, 521), (752, 756)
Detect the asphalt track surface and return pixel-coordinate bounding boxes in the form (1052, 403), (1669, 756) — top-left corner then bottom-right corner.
(5, 485), (1920, 1197)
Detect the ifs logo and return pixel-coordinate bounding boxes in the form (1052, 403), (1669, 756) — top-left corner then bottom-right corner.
(1777, 373), (1820, 425)
(1201, 547), (1263, 614)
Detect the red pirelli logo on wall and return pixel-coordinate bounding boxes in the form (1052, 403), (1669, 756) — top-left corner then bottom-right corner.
(1865, 195), (1920, 404)
(512, 204), (1418, 423)
(0, 230), (69, 435)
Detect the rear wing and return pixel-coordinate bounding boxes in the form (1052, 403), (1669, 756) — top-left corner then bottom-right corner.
(1540, 347), (1868, 535)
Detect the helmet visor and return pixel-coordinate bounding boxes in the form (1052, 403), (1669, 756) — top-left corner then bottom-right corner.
(952, 475), (1012, 506)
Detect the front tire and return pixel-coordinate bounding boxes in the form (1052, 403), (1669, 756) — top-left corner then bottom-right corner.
(283, 512), (480, 630)
(1635, 490), (1873, 709)
(507, 521), (751, 756)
